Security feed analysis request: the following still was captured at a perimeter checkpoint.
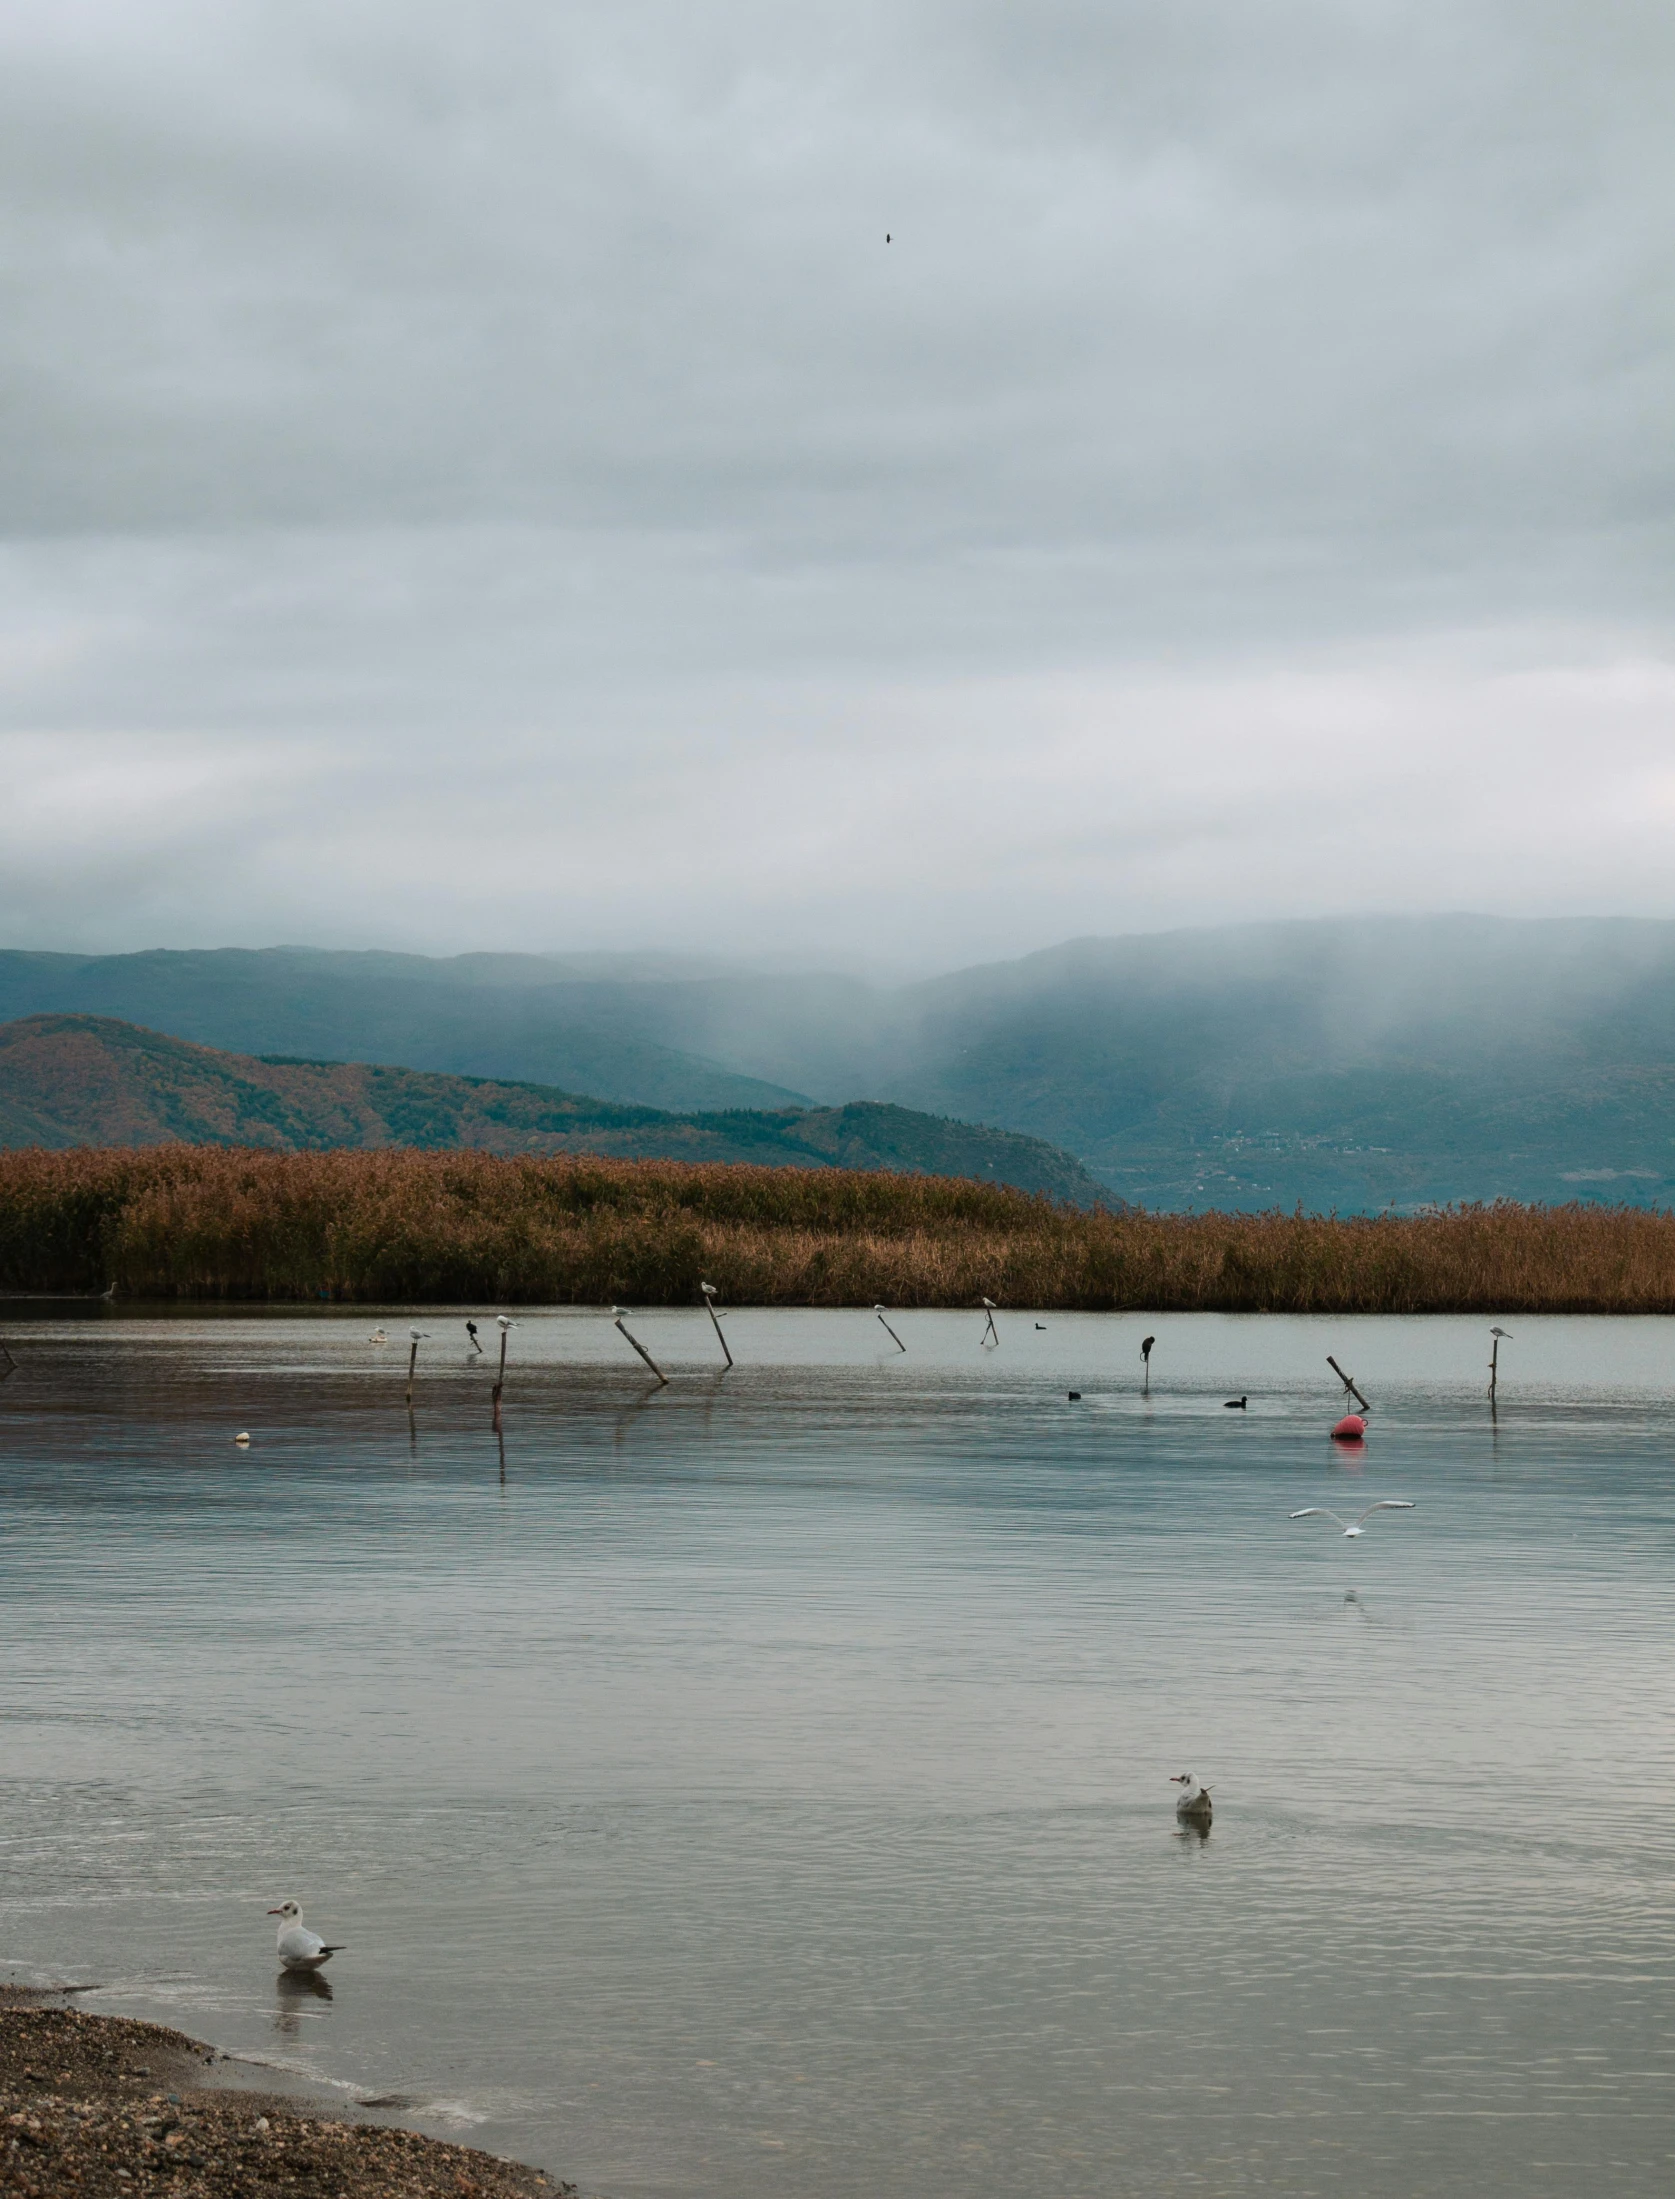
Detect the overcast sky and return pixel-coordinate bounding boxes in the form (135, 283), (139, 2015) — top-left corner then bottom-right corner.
(1, 0), (1670, 971)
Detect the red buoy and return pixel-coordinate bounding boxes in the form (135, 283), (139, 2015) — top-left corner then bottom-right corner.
(1331, 1413), (1367, 1441)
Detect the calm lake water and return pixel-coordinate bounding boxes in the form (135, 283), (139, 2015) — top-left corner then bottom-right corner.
(2, 1305), (1674, 2197)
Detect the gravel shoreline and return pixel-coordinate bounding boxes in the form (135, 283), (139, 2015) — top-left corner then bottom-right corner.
(1, 1993), (572, 2199)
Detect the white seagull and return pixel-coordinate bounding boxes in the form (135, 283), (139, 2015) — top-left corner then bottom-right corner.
(408, 1327), (430, 1342)
(1490, 1326), (1513, 1340)
(700, 1281), (719, 1301)
(267, 1899), (344, 1973)
(1290, 1500), (1416, 1539)
(496, 1315), (516, 1331)
(1171, 1774), (1212, 1824)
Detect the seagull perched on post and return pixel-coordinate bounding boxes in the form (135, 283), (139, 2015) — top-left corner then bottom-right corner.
(497, 1315), (516, 1331)
(267, 1900), (344, 1973)
(1290, 1500), (1415, 1539)
(408, 1327), (430, 1343)
(1490, 1326), (1512, 1340)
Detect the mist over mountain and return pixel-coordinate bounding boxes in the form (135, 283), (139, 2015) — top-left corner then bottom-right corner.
(6, 916), (1675, 1209)
(0, 1014), (1107, 1205)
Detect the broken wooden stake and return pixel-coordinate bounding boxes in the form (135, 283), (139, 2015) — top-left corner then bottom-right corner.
(613, 1309), (669, 1386)
(1326, 1354), (1369, 1413)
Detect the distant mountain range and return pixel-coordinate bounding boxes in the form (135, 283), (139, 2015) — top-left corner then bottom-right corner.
(0, 1014), (1109, 1204)
(6, 916), (1675, 1208)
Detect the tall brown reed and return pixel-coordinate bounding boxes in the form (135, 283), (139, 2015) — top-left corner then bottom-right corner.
(3, 1146), (1675, 1311)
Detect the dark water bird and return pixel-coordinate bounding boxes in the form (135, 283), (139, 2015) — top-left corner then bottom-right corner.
(886, 232), (891, 242)
(1171, 1774), (1212, 1826)
(1067, 1390), (1081, 1401)
(465, 1319), (482, 1354)
(1035, 1322), (1047, 1330)
(267, 1900), (344, 1973)
(1291, 1500), (1415, 1539)
(1224, 1396), (1247, 1409)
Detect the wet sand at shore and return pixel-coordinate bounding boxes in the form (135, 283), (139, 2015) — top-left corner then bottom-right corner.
(1, 1992), (569, 2199)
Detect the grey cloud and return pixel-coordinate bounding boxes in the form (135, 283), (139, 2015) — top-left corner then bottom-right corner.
(0, 2), (1670, 960)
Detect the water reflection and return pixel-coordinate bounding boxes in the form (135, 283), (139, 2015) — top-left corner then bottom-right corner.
(274, 1971), (333, 2036)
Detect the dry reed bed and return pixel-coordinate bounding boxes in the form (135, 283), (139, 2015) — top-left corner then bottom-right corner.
(3, 1146), (1675, 1312)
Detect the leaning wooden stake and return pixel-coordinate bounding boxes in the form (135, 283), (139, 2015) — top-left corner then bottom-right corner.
(1327, 1355), (1370, 1412)
(700, 1281), (733, 1368)
(406, 1337), (419, 1406)
(980, 1297), (1000, 1347)
(614, 1311), (669, 1386)
(492, 1326), (508, 1430)
(874, 1304), (907, 1353)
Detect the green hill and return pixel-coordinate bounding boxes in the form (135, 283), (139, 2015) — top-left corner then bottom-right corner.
(0, 1014), (1109, 1205)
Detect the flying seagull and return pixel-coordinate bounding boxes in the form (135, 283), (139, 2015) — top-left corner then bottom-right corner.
(1290, 1501), (1416, 1539)
(267, 1900), (344, 1974)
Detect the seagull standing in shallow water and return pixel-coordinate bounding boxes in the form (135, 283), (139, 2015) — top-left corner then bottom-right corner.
(267, 1900), (344, 1973)
(1290, 1500), (1415, 1539)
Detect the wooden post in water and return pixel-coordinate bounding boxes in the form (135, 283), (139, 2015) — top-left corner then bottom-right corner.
(874, 1304), (907, 1354)
(980, 1297), (1000, 1347)
(700, 1281), (733, 1369)
(1141, 1335), (1155, 1392)
(613, 1308), (669, 1386)
(405, 1327), (429, 1407)
(1327, 1355), (1370, 1413)
(1488, 1327), (1510, 1403)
